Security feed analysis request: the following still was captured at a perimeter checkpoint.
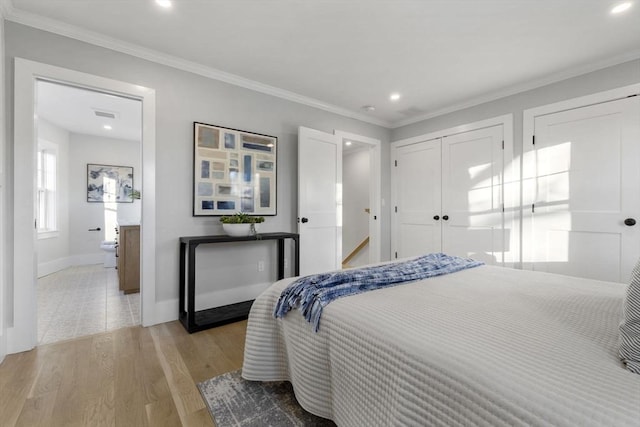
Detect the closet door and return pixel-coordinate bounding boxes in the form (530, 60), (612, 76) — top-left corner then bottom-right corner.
(524, 96), (640, 282)
(442, 126), (505, 264)
(394, 138), (441, 258)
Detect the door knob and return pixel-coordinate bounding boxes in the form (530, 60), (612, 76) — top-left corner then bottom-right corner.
(301, 217), (309, 223)
(624, 218), (636, 226)
(433, 215), (440, 220)
(442, 215), (449, 221)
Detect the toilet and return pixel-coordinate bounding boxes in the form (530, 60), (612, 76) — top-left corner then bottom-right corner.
(100, 241), (117, 268)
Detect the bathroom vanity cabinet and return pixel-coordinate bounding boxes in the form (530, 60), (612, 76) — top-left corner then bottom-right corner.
(117, 225), (140, 294)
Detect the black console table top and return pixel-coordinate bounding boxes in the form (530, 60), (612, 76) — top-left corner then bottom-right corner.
(179, 232), (299, 245)
(179, 232), (300, 333)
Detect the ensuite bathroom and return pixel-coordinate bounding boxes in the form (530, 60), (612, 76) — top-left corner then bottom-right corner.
(35, 80), (142, 344)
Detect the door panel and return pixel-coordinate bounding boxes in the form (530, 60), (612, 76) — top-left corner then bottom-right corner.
(298, 127), (341, 275)
(525, 96), (640, 282)
(394, 139), (441, 258)
(442, 126), (504, 265)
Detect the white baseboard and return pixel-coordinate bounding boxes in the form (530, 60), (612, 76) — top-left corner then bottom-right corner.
(68, 253), (104, 267)
(38, 257), (71, 278)
(151, 299), (179, 326)
(38, 253), (105, 278)
(151, 281), (273, 327)
(194, 282), (272, 311)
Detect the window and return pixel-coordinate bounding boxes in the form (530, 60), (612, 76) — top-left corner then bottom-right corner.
(37, 142), (57, 235)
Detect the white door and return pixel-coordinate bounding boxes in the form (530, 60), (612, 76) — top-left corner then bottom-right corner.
(442, 126), (504, 264)
(524, 96), (640, 282)
(298, 126), (341, 275)
(393, 138), (441, 258)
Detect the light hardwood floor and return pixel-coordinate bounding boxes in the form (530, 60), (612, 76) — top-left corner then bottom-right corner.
(0, 320), (247, 427)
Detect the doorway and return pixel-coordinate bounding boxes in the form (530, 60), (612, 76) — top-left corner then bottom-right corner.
(336, 131), (381, 268)
(35, 80), (142, 344)
(341, 140), (372, 268)
(297, 127), (381, 276)
(10, 58), (156, 354)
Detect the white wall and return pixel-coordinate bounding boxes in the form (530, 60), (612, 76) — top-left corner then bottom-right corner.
(392, 59), (640, 158)
(343, 148), (370, 267)
(3, 22), (391, 326)
(68, 132), (141, 262)
(36, 118), (70, 275)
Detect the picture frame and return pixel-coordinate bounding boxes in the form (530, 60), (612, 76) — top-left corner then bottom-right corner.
(193, 122), (277, 216)
(87, 163), (134, 203)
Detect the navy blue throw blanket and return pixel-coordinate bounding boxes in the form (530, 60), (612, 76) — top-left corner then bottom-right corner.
(274, 253), (484, 332)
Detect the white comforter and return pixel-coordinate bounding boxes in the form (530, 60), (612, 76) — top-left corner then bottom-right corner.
(242, 265), (640, 426)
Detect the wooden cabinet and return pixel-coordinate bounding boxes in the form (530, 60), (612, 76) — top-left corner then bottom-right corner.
(117, 225), (140, 294)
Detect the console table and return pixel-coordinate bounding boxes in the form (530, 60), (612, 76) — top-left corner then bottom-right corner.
(179, 232), (300, 333)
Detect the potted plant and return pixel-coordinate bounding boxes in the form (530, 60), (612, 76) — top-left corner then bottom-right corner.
(219, 212), (265, 237)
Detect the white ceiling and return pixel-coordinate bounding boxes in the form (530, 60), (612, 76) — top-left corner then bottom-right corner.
(37, 80), (142, 141)
(8, 0), (640, 128)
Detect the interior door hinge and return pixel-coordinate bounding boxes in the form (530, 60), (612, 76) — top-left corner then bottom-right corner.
(502, 204), (505, 213)
(532, 203), (535, 213)
(394, 160), (397, 167)
(395, 251), (398, 259)
(501, 140), (504, 150)
(394, 206), (397, 213)
(532, 135), (535, 145)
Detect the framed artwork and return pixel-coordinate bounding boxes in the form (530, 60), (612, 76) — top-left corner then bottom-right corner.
(193, 122), (277, 216)
(87, 164), (134, 203)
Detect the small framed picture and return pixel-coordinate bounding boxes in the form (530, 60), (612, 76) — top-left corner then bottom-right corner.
(87, 164), (134, 203)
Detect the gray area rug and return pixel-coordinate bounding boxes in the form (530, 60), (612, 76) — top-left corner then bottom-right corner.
(198, 370), (336, 427)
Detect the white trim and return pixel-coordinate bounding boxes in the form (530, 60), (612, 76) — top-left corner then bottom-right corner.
(37, 256), (70, 278)
(154, 299), (179, 326)
(392, 53), (640, 128)
(521, 84), (640, 271)
(5, 7), (391, 129)
(392, 114), (514, 148)
(4, 3), (640, 130)
(391, 114), (516, 266)
(334, 130), (382, 264)
(522, 83), (640, 119)
(10, 58), (157, 354)
(0, 11), (7, 363)
(38, 254), (112, 278)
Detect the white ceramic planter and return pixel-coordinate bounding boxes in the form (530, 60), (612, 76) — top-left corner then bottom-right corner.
(222, 223), (261, 237)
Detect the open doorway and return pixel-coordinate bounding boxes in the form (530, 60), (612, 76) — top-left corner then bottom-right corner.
(35, 81), (142, 344)
(335, 131), (381, 268)
(11, 58), (156, 355)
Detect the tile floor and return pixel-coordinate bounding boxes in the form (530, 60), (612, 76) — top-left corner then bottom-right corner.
(37, 264), (140, 345)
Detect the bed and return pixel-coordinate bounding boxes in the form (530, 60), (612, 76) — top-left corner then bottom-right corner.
(242, 263), (640, 426)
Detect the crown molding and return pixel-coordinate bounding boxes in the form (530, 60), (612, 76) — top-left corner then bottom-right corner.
(391, 49), (640, 129)
(5, 3), (639, 130)
(5, 6), (392, 128)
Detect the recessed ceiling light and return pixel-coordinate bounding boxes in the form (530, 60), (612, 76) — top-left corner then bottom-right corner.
(390, 93), (401, 101)
(156, 0), (172, 8)
(345, 141), (352, 146)
(103, 125), (112, 130)
(611, 2), (632, 14)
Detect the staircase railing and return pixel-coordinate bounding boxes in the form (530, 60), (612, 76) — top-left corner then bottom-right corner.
(342, 236), (369, 268)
